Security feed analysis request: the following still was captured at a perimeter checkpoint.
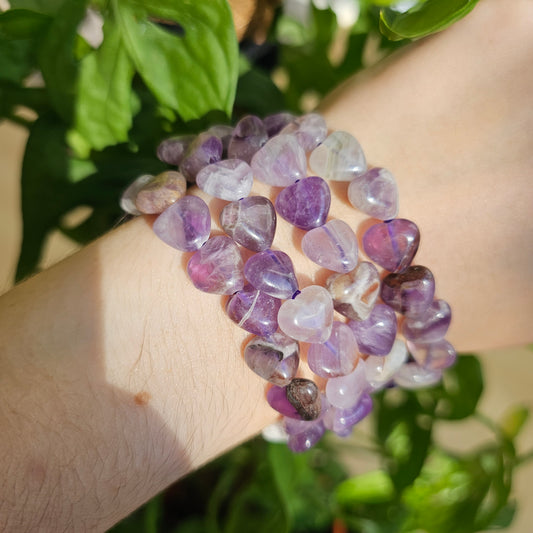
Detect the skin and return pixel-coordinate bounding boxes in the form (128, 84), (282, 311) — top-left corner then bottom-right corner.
(0, 0), (532, 530)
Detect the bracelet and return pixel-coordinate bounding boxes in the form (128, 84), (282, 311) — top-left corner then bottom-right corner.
(121, 113), (455, 452)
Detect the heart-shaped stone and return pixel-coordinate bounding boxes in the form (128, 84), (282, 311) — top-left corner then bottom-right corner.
(251, 134), (306, 186)
(325, 359), (368, 409)
(364, 338), (408, 390)
(324, 393), (372, 437)
(187, 235), (244, 294)
(244, 332), (299, 387)
(302, 219), (358, 273)
(244, 250), (298, 299)
(196, 159), (253, 201)
(275, 176), (331, 230)
(393, 363), (442, 389)
(402, 299), (451, 342)
(407, 339), (456, 370)
(278, 285), (333, 343)
(220, 195), (276, 252)
(326, 261), (380, 320)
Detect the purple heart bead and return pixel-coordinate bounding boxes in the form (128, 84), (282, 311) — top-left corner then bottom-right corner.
(275, 176), (331, 230)
(220, 196), (276, 252)
(402, 299), (451, 342)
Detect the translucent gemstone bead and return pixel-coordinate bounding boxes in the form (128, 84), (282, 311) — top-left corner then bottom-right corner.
(120, 174), (153, 215)
(402, 299), (451, 342)
(286, 378), (322, 421)
(262, 421), (288, 443)
(309, 130), (367, 181)
(207, 124), (233, 154)
(227, 115), (268, 163)
(348, 167), (399, 220)
(324, 393), (372, 437)
(219, 196), (276, 252)
(244, 250), (298, 299)
(244, 332), (299, 386)
(280, 113), (327, 152)
(393, 363), (442, 389)
(156, 135), (194, 166)
(153, 195), (211, 251)
(275, 176), (331, 230)
(187, 235), (244, 294)
(381, 265), (435, 318)
(362, 219), (420, 272)
(302, 219), (358, 273)
(286, 419), (326, 452)
(347, 303), (398, 356)
(308, 321), (358, 378)
(325, 359), (368, 409)
(267, 386), (300, 419)
(326, 261), (380, 321)
(196, 159), (253, 201)
(264, 112), (295, 137)
(278, 285), (334, 343)
(407, 339), (457, 370)
(251, 134), (307, 186)
(364, 339), (408, 390)
(226, 285), (280, 337)
(135, 170), (187, 214)
(180, 132), (223, 182)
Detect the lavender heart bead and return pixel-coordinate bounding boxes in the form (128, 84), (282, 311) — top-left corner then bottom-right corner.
(347, 303), (398, 356)
(226, 285), (281, 337)
(264, 112), (295, 137)
(348, 167), (399, 220)
(363, 219), (420, 272)
(278, 285), (334, 343)
(267, 386), (300, 419)
(407, 339), (457, 370)
(196, 159), (253, 201)
(207, 124), (233, 154)
(326, 261), (380, 321)
(302, 219), (358, 273)
(402, 299), (451, 342)
(286, 421), (326, 452)
(244, 332), (299, 386)
(156, 135), (194, 166)
(308, 321), (358, 378)
(381, 265), (435, 318)
(280, 113), (327, 152)
(180, 132), (223, 182)
(251, 134), (307, 186)
(220, 196), (276, 252)
(228, 115), (268, 163)
(364, 339), (408, 390)
(275, 176), (331, 230)
(187, 235), (244, 294)
(324, 393), (372, 437)
(135, 170), (187, 214)
(153, 195), (211, 252)
(325, 360), (368, 409)
(309, 130), (367, 181)
(394, 363), (442, 389)
(244, 250), (298, 299)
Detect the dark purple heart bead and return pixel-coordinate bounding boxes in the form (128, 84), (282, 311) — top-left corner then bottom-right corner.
(244, 332), (299, 386)
(153, 195), (211, 251)
(180, 132), (223, 182)
(402, 299), (451, 342)
(275, 176), (331, 230)
(226, 285), (281, 337)
(362, 219), (420, 272)
(244, 250), (298, 299)
(324, 393), (372, 437)
(286, 420), (326, 452)
(381, 265), (435, 318)
(187, 235), (244, 294)
(156, 135), (195, 166)
(347, 303), (398, 355)
(267, 385), (300, 419)
(220, 196), (276, 252)
(227, 115), (268, 163)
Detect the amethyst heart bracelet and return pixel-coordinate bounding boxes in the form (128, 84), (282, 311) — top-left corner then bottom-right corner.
(120, 113), (456, 452)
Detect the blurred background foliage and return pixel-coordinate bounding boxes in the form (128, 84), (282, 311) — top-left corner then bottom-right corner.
(1, 0), (530, 531)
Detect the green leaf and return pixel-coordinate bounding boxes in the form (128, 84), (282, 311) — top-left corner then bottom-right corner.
(380, 0), (480, 41)
(234, 66), (286, 116)
(37, 0), (89, 122)
(500, 406), (529, 440)
(0, 9), (50, 39)
(74, 19), (135, 150)
(434, 355), (483, 420)
(336, 471), (395, 506)
(113, 0), (238, 120)
(9, 0), (66, 14)
(0, 38), (36, 83)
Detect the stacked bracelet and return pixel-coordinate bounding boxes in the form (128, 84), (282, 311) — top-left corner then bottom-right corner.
(120, 113), (456, 453)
